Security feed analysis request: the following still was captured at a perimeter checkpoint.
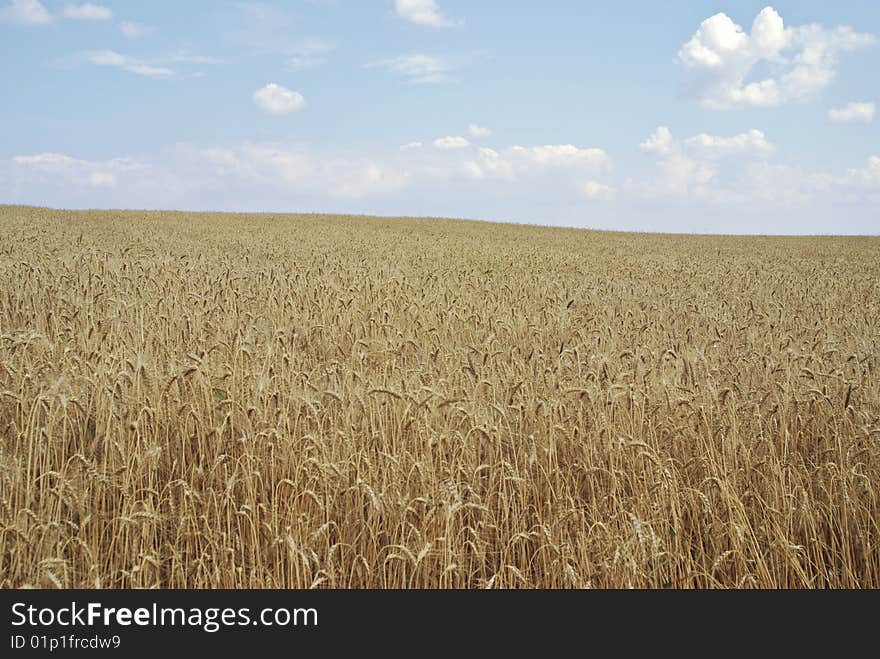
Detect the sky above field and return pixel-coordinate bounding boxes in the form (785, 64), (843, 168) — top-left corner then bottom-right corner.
(1, 1), (878, 233)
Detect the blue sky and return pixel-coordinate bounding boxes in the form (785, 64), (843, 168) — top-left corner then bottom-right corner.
(1, 1), (878, 233)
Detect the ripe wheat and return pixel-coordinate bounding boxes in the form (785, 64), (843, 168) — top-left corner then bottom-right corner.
(1, 205), (878, 588)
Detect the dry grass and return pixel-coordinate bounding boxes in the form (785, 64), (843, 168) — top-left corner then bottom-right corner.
(1, 205), (878, 588)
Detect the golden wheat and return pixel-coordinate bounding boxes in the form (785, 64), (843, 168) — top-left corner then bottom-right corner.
(0, 205), (878, 588)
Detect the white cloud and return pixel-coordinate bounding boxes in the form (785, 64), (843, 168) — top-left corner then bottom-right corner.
(684, 129), (774, 156)
(9, 136), (613, 204)
(631, 125), (880, 212)
(229, 2), (335, 64)
(182, 138), (610, 200)
(6, 137), (878, 233)
(82, 51), (174, 78)
(637, 127), (774, 200)
(14, 152), (142, 172)
(847, 155), (880, 186)
(126, 64), (172, 78)
(655, 153), (716, 197)
(639, 126), (674, 155)
(467, 123), (492, 138)
(13, 152), (143, 188)
(8, 145), (408, 202)
(678, 12), (754, 70)
(285, 37), (335, 69)
(253, 83), (306, 115)
(291, 36), (335, 56)
(394, 0), (458, 28)
(702, 154), (880, 208)
(63, 3), (111, 20)
(581, 180), (616, 200)
(368, 54), (455, 84)
(461, 144), (609, 184)
(460, 161), (485, 179)
(120, 21), (154, 38)
(510, 144), (609, 167)
(829, 101), (875, 124)
(288, 57), (322, 70)
(193, 144), (409, 198)
(166, 52), (220, 65)
(14, 153), (80, 168)
(462, 148), (514, 180)
(433, 136), (471, 149)
(678, 6), (876, 109)
(642, 127), (774, 159)
(0, 0), (51, 24)
(88, 172), (116, 186)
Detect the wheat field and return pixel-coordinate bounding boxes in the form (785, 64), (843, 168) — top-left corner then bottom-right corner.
(1, 205), (878, 588)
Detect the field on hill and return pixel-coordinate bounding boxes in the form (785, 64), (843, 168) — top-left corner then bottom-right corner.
(1, 205), (878, 588)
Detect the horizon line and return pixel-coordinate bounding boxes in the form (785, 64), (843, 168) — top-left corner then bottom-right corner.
(2, 204), (878, 239)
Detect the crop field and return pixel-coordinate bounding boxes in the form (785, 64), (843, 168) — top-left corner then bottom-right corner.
(1, 205), (878, 588)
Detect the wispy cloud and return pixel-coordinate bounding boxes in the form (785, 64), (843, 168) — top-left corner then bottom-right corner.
(73, 48), (220, 78)
(228, 2), (336, 63)
(120, 21), (154, 38)
(0, 0), (51, 25)
(165, 51), (222, 65)
(63, 3), (111, 20)
(467, 123), (492, 138)
(12, 152), (144, 188)
(81, 50), (174, 78)
(829, 101), (875, 124)
(394, 0), (459, 28)
(286, 37), (336, 70)
(581, 180), (616, 200)
(368, 53), (456, 83)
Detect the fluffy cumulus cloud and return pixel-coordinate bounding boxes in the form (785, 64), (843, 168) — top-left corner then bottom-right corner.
(461, 144), (609, 183)
(394, 0), (458, 28)
(514, 144), (608, 167)
(63, 3), (111, 20)
(0, 0), (51, 24)
(3, 136), (616, 214)
(367, 54), (455, 84)
(678, 6), (876, 109)
(683, 129), (774, 156)
(253, 84), (306, 115)
(635, 125), (880, 213)
(829, 101), (876, 124)
(5, 135), (879, 231)
(184, 139), (612, 208)
(639, 126), (675, 156)
(637, 126), (774, 200)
